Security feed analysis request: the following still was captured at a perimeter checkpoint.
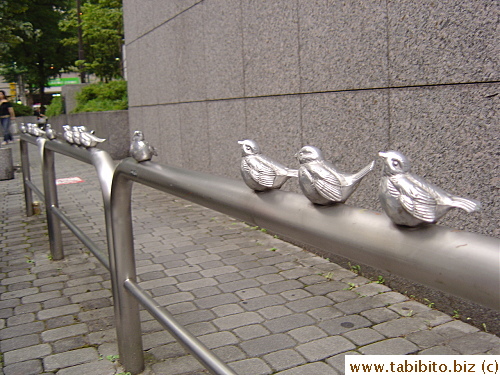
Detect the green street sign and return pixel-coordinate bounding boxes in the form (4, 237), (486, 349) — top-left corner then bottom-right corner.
(48, 77), (81, 87)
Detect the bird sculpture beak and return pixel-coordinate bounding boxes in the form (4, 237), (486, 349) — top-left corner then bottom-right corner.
(237, 141), (244, 145)
(378, 151), (388, 159)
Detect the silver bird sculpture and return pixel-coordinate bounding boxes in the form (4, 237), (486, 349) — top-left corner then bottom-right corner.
(296, 145), (375, 205)
(378, 150), (481, 226)
(80, 130), (106, 148)
(72, 126), (84, 145)
(30, 124), (45, 137)
(26, 123), (36, 136)
(45, 124), (57, 140)
(238, 139), (298, 191)
(63, 125), (74, 144)
(129, 130), (158, 162)
(19, 123), (27, 134)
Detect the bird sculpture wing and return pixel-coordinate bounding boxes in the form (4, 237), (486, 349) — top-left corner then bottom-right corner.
(243, 156), (279, 187)
(307, 162), (343, 202)
(388, 175), (438, 222)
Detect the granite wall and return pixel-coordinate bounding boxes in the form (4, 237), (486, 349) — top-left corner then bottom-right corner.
(122, 0), (499, 237)
(46, 111), (129, 160)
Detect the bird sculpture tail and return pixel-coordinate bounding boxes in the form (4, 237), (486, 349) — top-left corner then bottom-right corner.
(352, 161), (375, 181)
(451, 196), (481, 213)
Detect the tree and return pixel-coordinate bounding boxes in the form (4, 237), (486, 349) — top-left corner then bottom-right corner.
(0, 0), (77, 107)
(60, 0), (123, 82)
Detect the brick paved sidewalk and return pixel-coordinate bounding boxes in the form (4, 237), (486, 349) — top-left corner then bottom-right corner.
(0, 140), (499, 375)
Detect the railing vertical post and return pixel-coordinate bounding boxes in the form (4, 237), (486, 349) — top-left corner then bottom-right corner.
(110, 170), (144, 374)
(20, 139), (34, 216)
(39, 138), (64, 260)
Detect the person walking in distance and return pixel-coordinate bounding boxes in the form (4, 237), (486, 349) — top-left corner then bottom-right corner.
(0, 90), (15, 145)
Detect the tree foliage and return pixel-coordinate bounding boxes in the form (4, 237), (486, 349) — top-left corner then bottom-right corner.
(73, 80), (127, 113)
(60, 0), (124, 82)
(0, 0), (76, 105)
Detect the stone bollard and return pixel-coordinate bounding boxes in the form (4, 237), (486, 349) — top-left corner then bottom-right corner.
(0, 147), (14, 180)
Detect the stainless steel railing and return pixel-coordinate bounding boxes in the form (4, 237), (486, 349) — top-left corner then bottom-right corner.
(19, 133), (235, 375)
(19, 133), (500, 375)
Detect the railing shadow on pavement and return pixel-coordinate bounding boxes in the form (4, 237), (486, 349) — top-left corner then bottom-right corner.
(19, 133), (500, 375)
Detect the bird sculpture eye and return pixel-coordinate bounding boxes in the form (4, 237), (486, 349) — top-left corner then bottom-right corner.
(392, 160), (400, 167)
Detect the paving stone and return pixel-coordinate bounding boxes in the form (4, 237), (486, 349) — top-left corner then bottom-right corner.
(388, 300), (432, 316)
(152, 355), (205, 374)
(218, 279), (261, 293)
(194, 293), (239, 309)
(3, 359), (44, 375)
(149, 342), (187, 360)
(285, 296), (333, 313)
(327, 351), (362, 374)
(288, 326), (328, 343)
(297, 336), (356, 361)
(177, 277), (218, 291)
(418, 346), (460, 355)
(52, 335), (88, 354)
(240, 295), (287, 311)
(229, 358), (273, 375)
(263, 349), (307, 372)
(414, 309), (453, 327)
(2, 287), (39, 300)
(69, 289), (111, 303)
(6, 312), (35, 326)
(3, 343), (52, 365)
(213, 345), (247, 362)
(307, 306), (344, 321)
(234, 324), (271, 340)
(371, 291), (409, 305)
(275, 361), (339, 375)
(262, 280), (303, 294)
(405, 330), (447, 348)
(240, 265), (280, 278)
(304, 281), (347, 295)
(240, 333), (296, 356)
(213, 311), (264, 330)
(373, 317), (429, 338)
(359, 338), (419, 355)
(343, 328), (385, 346)
(41, 323), (88, 342)
(0, 321), (45, 340)
(259, 305), (293, 319)
(174, 309), (216, 326)
(264, 313), (316, 333)
(447, 332), (500, 354)
(212, 303), (245, 317)
(431, 320), (480, 339)
(156, 291), (195, 306)
(319, 314), (372, 335)
(43, 347), (99, 371)
(199, 331), (239, 349)
(360, 307), (400, 324)
(0, 333), (40, 352)
(236, 287), (266, 300)
(335, 295), (387, 314)
(37, 303), (80, 320)
(280, 289), (313, 301)
(1, 274), (36, 286)
(55, 360), (117, 375)
(326, 290), (359, 303)
(256, 274), (287, 287)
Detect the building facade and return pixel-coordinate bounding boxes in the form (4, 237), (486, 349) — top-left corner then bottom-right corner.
(123, 0), (499, 237)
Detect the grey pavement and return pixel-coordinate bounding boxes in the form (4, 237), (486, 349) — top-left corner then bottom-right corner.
(0, 139), (499, 375)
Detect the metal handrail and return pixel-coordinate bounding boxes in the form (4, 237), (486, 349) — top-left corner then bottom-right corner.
(19, 134), (499, 375)
(20, 134), (115, 266)
(110, 156), (499, 374)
